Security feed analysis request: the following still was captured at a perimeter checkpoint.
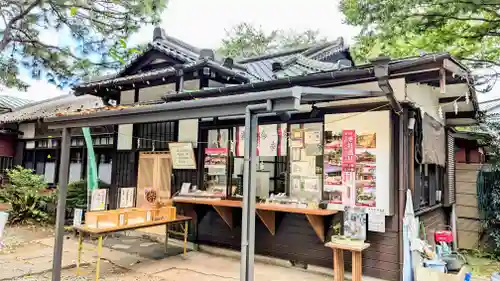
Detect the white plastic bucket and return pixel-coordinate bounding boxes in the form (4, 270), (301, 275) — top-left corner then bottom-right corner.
(0, 211), (8, 239)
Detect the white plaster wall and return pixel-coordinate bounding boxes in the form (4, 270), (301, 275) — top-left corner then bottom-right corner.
(183, 79), (200, 91)
(324, 110), (394, 215)
(178, 79), (201, 146)
(405, 83), (443, 123)
(139, 84), (176, 102)
(19, 123), (35, 139)
(120, 89), (134, 104)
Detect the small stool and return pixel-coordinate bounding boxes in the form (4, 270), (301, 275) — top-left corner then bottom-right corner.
(325, 242), (370, 281)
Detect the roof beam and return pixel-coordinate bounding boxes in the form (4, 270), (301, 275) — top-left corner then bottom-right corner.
(45, 87), (303, 129)
(445, 111), (476, 119)
(439, 96), (466, 103)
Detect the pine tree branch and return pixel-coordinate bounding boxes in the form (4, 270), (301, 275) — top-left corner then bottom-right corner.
(0, 0), (41, 51)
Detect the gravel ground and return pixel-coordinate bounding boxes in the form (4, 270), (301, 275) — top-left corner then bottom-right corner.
(1, 225), (54, 254)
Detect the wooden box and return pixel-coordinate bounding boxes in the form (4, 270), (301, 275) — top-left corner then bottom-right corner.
(85, 208), (143, 229)
(85, 210), (121, 229)
(153, 206), (177, 221)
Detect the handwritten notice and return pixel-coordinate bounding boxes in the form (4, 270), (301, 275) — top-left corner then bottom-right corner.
(169, 142), (196, 169)
(119, 187), (135, 208)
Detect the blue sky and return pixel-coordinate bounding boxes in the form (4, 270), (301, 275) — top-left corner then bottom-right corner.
(2, 0), (499, 103)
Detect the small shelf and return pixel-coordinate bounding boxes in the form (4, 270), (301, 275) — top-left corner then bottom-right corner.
(173, 198), (338, 242)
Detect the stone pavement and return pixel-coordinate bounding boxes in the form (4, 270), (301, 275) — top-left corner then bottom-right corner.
(0, 228), (490, 281)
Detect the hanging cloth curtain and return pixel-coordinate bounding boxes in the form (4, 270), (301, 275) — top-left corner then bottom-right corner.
(82, 127), (98, 210)
(421, 114), (446, 166)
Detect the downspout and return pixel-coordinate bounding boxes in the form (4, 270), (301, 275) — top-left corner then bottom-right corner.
(241, 100), (272, 281)
(398, 107), (410, 280)
(370, 56), (403, 114)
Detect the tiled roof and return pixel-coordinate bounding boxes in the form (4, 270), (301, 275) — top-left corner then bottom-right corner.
(75, 29), (353, 90)
(479, 96), (500, 112)
(0, 95), (33, 110)
(0, 94), (103, 123)
(238, 37), (352, 81)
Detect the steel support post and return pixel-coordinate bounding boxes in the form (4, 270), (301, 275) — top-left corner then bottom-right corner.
(51, 127), (71, 281)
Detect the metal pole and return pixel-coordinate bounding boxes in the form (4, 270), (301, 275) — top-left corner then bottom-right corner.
(451, 203), (458, 250)
(52, 127), (71, 281)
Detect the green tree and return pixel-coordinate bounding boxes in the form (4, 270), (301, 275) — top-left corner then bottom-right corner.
(219, 22), (327, 58)
(0, 0), (168, 90)
(339, 0), (500, 65)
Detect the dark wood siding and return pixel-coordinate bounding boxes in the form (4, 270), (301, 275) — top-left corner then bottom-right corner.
(418, 207), (448, 246)
(115, 151), (137, 187)
(185, 209), (401, 280)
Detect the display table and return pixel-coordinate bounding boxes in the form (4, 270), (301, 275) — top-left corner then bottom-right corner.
(73, 215), (192, 281)
(325, 241), (370, 281)
(173, 198), (337, 242)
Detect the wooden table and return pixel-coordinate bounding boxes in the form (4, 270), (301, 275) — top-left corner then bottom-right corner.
(173, 198), (337, 242)
(325, 241), (370, 281)
(73, 215), (192, 281)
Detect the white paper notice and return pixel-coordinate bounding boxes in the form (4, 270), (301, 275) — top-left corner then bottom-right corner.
(305, 130), (321, 144)
(73, 208), (83, 226)
(119, 188), (135, 208)
(367, 207), (386, 233)
(91, 189), (107, 211)
(180, 182), (191, 195)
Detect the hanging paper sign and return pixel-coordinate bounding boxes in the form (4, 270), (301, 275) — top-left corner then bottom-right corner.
(367, 207), (385, 233)
(169, 142), (196, 169)
(258, 124), (278, 156)
(236, 126), (245, 156)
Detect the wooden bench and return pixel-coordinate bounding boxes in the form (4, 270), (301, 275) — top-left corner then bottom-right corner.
(325, 241), (370, 281)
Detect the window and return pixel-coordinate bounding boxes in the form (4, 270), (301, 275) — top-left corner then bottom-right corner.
(200, 122), (324, 201)
(414, 163), (444, 210)
(69, 150), (83, 183)
(96, 152), (112, 184)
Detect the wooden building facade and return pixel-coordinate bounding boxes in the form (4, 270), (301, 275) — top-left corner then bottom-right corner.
(64, 28), (479, 280)
(0, 95), (114, 186)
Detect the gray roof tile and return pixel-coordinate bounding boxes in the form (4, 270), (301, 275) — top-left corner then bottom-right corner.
(0, 94), (103, 123)
(75, 31), (353, 90)
(0, 95), (33, 110)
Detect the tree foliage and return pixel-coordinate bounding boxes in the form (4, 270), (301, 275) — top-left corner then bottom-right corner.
(339, 0), (500, 65)
(0, 166), (55, 224)
(219, 22), (327, 58)
(0, 0), (168, 90)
